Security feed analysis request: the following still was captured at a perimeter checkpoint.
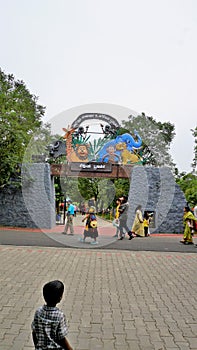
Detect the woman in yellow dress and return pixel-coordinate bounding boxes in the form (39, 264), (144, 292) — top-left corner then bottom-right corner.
(180, 206), (197, 245)
(131, 205), (144, 237)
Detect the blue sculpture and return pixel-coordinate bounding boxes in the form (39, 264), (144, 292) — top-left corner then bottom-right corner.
(97, 131), (142, 164)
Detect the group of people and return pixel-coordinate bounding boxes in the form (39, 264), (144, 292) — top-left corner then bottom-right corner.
(113, 195), (151, 240)
(79, 195), (150, 243)
(62, 198), (197, 246)
(62, 200), (99, 244)
(115, 197), (197, 244)
(62, 196), (152, 243)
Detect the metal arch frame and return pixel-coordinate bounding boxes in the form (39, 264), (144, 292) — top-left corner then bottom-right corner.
(71, 113), (121, 129)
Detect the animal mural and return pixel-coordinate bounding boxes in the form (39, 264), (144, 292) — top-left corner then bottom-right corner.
(48, 124), (143, 165)
(69, 143), (90, 162)
(62, 125), (76, 159)
(97, 130), (142, 164)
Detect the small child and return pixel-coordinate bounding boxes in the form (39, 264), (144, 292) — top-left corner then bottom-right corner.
(32, 280), (73, 350)
(81, 206), (98, 244)
(143, 211), (150, 237)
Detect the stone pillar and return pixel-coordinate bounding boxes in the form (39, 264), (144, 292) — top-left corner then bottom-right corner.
(0, 163), (56, 229)
(21, 163), (56, 229)
(127, 166), (186, 233)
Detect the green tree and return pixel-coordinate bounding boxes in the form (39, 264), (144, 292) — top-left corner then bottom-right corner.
(0, 68), (45, 186)
(77, 178), (115, 212)
(113, 178), (130, 200)
(122, 113), (176, 167)
(176, 172), (197, 207)
(23, 122), (63, 163)
(60, 177), (83, 204)
(174, 127), (197, 206)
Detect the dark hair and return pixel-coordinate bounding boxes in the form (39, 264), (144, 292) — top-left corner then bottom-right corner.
(119, 195), (128, 203)
(43, 280), (64, 305)
(184, 206), (190, 212)
(144, 211), (149, 219)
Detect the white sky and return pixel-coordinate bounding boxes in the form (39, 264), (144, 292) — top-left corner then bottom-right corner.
(1, 0), (197, 172)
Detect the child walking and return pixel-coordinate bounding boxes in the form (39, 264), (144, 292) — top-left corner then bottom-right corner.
(81, 206), (98, 244)
(32, 280), (73, 350)
(143, 211), (150, 237)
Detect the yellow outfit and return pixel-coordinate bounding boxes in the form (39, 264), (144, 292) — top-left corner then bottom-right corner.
(115, 204), (120, 219)
(183, 211), (197, 243)
(143, 218), (150, 237)
(143, 219), (149, 227)
(132, 209), (144, 237)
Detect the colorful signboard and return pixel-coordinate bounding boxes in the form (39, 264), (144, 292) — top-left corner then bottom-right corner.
(49, 113), (144, 166)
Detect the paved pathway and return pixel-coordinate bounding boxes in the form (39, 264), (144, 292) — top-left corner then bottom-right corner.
(1, 214), (197, 253)
(0, 245), (197, 350)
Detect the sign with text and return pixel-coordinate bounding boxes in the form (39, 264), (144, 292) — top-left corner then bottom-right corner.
(70, 162), (112, 172)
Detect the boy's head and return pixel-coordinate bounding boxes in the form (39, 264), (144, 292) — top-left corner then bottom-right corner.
(119, 195), (128, 203)
(89, 206), (95, 213)
(43, 280), (64, 306)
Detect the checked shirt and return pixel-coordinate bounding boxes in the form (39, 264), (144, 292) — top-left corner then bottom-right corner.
(32, 305), (68, 349)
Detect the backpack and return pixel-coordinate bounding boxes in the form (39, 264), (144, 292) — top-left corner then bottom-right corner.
(89, 213), (97, 228)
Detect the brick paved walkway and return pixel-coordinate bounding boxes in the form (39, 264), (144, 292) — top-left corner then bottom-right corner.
(0, 245), (197, 350)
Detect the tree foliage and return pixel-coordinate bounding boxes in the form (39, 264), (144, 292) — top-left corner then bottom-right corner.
(77, 178), (115, 212)
(174, 127), (197, 207)
(0, 68), (45, 186)
(175, 172), (197, 207)
(23, 122), (63, 163)
(122, 113), (176, 168)
(57, 176), (130, 213)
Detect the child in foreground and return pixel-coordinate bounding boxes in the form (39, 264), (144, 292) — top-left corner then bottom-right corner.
(32, 280), (73, 350)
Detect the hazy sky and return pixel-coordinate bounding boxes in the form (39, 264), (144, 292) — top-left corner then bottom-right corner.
(1, 0), (196, 172)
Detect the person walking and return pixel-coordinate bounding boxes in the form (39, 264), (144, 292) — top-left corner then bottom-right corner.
(32, 280), (73, 350)
(131, 205), (144, 237)
(80, 206), (98, 244)
(112, 199), (121, 238)
(62, 200), (75, 235)
(143, 211), (150, 237)
(118, 195), (133, 240)
(180, 206), (197, 245)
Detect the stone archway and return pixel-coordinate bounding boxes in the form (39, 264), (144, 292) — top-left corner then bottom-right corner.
(0, 110), (187, 231)
(51, 163), (186, 233)
(0, 162), (186, 232)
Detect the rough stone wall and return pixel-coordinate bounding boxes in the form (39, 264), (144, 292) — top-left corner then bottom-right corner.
(0, 186), (34, 228)
(0, 164), (186, 232)
(127, 166), (187, 233)
(0, 163), (55, 229)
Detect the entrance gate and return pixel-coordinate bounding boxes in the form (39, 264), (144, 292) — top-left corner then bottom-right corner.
(49, 112), (144, 225)
(0, 114), (186, 231)
(48, 113), (186, 233)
